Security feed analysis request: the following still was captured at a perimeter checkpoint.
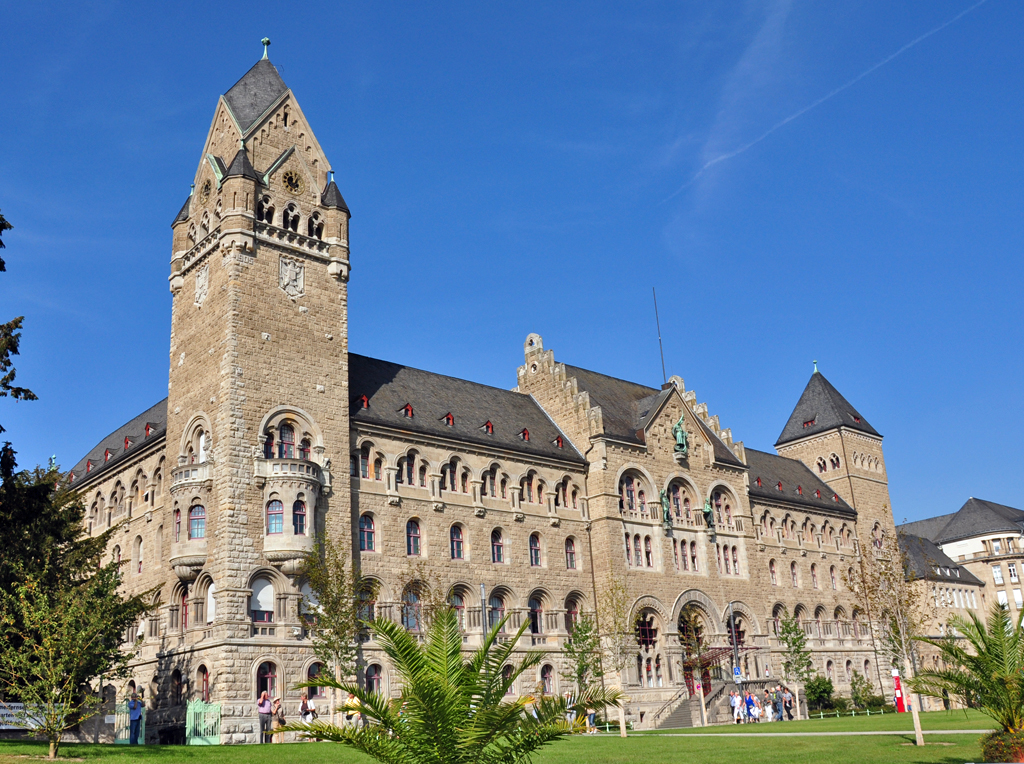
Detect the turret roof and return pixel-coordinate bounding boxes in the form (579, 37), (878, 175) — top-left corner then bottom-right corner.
(224, 147), (260, 181)
(776, 371), (880, 446)
(321, 180), (350, 213)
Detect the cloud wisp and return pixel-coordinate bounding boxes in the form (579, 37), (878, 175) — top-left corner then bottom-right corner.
(664, 0), (990, 202)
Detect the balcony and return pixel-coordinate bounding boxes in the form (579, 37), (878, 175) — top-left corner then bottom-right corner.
(169, 538), (208, 582)
(253, 458), (329, 491)
(171, 463), (210, 489)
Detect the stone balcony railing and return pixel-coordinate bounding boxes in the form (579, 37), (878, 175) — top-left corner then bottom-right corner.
(169, 538), (207, 582)
(171, 462), (210, 489)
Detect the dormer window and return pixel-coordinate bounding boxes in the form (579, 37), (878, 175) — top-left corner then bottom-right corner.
(145, 424), (153, 437)
(797, 485), (803, 495)
(553, 436), (563, 449)
(401, 404), (413, 418)
(815, 489), (821, 499)
(124, 437), (132, 449)
(802, 418), (816, 428)
(853, 415), (861, 423)
(776, 482), (782, 491)
(755, 477), (762, 487)
(355, 395), (369, 410)
(832, 494), (839, 503)
(86, 461), (93, 473)
(104, 449), (113, 462)
(481, 421), (494, 435)
(442, 413), (454, 427)
(519, 429), (530, 442)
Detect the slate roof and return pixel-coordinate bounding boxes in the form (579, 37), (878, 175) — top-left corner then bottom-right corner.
(900, 533), (984, 586)
(745, 448), (855, 516)
(321, 180), (350, 213)
(929, 498), (1024, 544)
(173, 194), (191, 225)
(224, 147), (260, 181)
(776, 371), (880, 446)
(349, 354), (584, 464)
(561, 365), (744, 467)
(897, 513), (957, 543)
(69, 399), (168, 486)
(223, 59), (289, 134)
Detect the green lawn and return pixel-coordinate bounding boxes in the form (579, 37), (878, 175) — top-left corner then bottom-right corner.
(637, 707), (994, 734)
(0, 725), (988, 764)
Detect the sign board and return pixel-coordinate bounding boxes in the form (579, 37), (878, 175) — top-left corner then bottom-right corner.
(0, 704), (41, 730)
(733, 666), (742, 682)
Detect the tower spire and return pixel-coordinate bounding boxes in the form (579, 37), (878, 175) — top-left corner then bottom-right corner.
(813, 359), (818, 373)
(261, 37), (271, 60)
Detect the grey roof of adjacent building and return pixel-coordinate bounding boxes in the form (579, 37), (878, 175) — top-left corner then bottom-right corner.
(561, 365), (744, 467)
(896, 513), (957, 543)
(776, 371), (880, 446)
(224, 147), (260, 181)
(223, 59), (289, 134)
(69, 398), (168, 486)
(928, 498), (1024, 544)
(349, 354), (584, 464)
(321, 180), (349, 213)
(745, 448), (856, 516)
(900, 533), (984, 586)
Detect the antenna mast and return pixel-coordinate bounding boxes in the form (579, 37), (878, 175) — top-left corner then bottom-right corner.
(653, 287), (667, 384)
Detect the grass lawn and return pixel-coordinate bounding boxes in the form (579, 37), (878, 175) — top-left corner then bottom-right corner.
(0, 725), (988, 764)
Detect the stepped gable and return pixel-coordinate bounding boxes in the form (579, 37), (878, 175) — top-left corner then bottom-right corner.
(745, 448), (855, 516)
(776, 370), (880, 446)
(349, 354), (583, 464)
(562, 365), (743, 467)
(900, 533), (984, 586)
(896, 513), (957, 543)
(932, 497), (1024, 544)
(223, 58), (289, 134)
(69, 398), (168, 483)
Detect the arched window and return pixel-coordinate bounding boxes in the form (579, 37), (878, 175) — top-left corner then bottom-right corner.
(113, 545), (121, 564)
(830, 453), (840, 470)
(174, 509), (181, 542)
(134, 536), (143, 574)
(844, 660), (852, 681)
(418, 464), (427, 487)
(670, 484), (682, 517)
(716, 544), (723, 573)
(449, 591), (465, 630)
(308, 663), (325, 698)
(633, 535), (642, 567)
(358, 447), (369, 478)
(264, 434), (275, 459)
(791, 562), (799, 588)
(293, 500), (306, 535)
(502, 665), (515, 695)
(619, 475), (636, 512)
(500, 477), (508, 499)
(565, 598), (580, 633)
(277, 424), (295, 459)
(299, 438), (311, 460)
(541, 665), (553, 695)
(206, 583), (216, 624)
(816, 457), (827, 473)
(358, 585), (376, 623)
(373, 458), (383, 481)
(811, 564), (819, 589)
(830, 566), (838, 590)
(721, 545), (730, 574)
(450, 525), (464, 559)
(638, 490), (647, 516)
(769, 559), (778, 586)
(488, 594), (505, 632)
(401, 587), (421, 632)
(522, 474), (534, 503)
(644, 536), (653, 567)
(528, 597), (543, 634)
(198, 665), (210, 703)
(624, 533), (631, 566)
(571, 489), (578, 509)
(690, 541), (698, 572)
(251, 578), (274, 623)
(366, 664), (382, 694)
(257, 661), (277, 697)
(491, 529), (504, 563)
(461, 470), (469, 493)
(565, 538), (576, 569)
(731, 546), (739, 575)
(529, 533), (542, 567)
(826, 660), (834, 681)
(680, 540), (689, 571)
(171, 668), (184, 705)
(187, 505), (205, 539)
(180, 590), (189, 631)
(406, 519), (421, 556)
(359, 514), (375, 552)
(266, 500), (284, 535)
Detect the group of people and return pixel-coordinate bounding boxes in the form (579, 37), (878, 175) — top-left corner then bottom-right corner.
(256, 690), (320, 743)
(729, 686), (795, 723)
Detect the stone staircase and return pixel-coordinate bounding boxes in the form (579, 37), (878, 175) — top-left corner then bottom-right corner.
(651, 680), (778, 729)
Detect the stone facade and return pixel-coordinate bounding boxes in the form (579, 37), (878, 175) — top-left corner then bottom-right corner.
(66, 55), (908, 740)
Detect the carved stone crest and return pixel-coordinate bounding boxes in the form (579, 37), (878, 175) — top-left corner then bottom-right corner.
(279, 256), (304, 299)
(194, 264), (209, 306)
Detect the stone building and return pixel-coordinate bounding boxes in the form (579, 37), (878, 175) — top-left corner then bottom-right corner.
(67, 53), (903, 740)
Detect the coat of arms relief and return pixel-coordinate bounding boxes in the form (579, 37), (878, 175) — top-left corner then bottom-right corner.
(279, 256), (304, 299)
(194, 264), (209, 307)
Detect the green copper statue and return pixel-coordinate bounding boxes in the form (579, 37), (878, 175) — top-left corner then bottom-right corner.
(702, 498), (715, 529)
(672, 413), (688, 456)
(660, 489), (672, 525)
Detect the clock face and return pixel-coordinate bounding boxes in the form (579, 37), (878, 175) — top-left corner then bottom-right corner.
(199, 180), (212, 203)
(282, 170), (304, 195)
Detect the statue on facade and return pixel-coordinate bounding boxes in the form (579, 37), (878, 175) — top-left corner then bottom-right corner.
(672, 413), (688, 457)
(660, 489), (672, 526)
(702, 498), (715, 529)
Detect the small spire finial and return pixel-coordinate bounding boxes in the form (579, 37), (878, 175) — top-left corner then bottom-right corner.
(261, 38), (271, 60)
(329, 170), (335, 184)
(813, 360), (818, 373)
(189, 183), (195, 197)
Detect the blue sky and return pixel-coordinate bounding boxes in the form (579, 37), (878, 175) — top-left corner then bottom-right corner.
(1, 1), (1020, 523)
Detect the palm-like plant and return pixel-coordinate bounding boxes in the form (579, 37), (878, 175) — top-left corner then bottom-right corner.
(911, 603), (1024, 733)
(286, 606), (621, 763)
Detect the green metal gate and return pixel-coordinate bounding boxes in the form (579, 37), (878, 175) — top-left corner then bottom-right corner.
(113, 701), (145, 744)
(186, 700), (221, 745)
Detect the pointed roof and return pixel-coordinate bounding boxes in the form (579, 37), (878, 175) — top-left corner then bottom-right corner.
(321, 180), (350, 213)
(776, 371), (880, 446)
(223, 59), (288, 134)
(931, 498), (1024, 544)
(224, 147), (260, 181)
(900, 533), (983, 586)
(172, 194), (191, 225)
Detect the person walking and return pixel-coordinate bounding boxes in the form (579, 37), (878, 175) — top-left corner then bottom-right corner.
(257, 691), (273, 743)
(271, 697), (286, 743)
(343, 692), (360, 728)
(300, 692), (317, 724)
(783, 687), (794, 721)
(774, 685), (785, 722)
(763, 690), (774, 722)
(586, 706), (597, 734)
(744, 690), (756, 723)
(127, 692), (143, 745)
(730, 691), (743, 724)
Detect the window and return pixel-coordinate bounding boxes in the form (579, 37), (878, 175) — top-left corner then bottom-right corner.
(419, 464), (427, 487)
(264, 435), (275, 459)
(450, 526), (464, 560)
(529, 597), (543, 634)
(308, 663), (325, 698)
(624, 534), (631, 565)
(359, 448), (369, 478)
(633, 535), (642, 567)
(198, 666), (210, 703)
(638, 491), (647, 516)
(401, 588), (421, 632)
(565, 599), (580, 633)
(716, 544), (722, 573)
(278, 424), (295, 459)
(406, 520), (421, 556)
(1014, 589), (1023, 609)
(769, 560), (777, 586)
(180, 591), (189, 631)
(188, 505), (206, 539)
(993, 566), (1004, 585)
(816, 457), (827, 473)
(541, 665), (553, 695)
(620, 476), (636, 512)
(450, 592), (465, 630)
(529, 534), (542, 567)
(690, 541), (698, 572)
(670, 484), (681, 517)
(565, 538), (577, 569)
(366, 664), (382, 694)
(174, 509), (181, 542)
(357, 586), (376, 623)
(373, 458), (382, 481)
(791, 561), (799, 587)
(993, 539), (1003, 554)
(134, 536), (143, 574)
(299, 438), (311, 460)
(359, 514), (375, 552)
(830, 566), (838, 590)
(266, 500), (283, 534)
(488, 595), (505, 631)
(811, 564), (819, 589)
(293, 500), (306, 535)
(997, 590), (1008, 607)
(644, 537), (653, 567)
(251, 578), (274, 623)
(732, 547), (739, 575)
(1009, 564), (1019, 584)
(491, 529), (504, 563)
(829, 453), (840, 469)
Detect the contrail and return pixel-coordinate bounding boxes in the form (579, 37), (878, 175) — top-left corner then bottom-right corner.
(664, 0), (990, 202)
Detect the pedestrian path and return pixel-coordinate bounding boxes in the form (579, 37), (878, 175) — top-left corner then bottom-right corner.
(643, 730), (991, 737)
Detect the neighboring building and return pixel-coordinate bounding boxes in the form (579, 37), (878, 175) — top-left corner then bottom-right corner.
(67, 53), (902, 740)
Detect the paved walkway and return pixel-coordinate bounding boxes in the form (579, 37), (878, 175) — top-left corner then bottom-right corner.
(646, 730), (992, 737)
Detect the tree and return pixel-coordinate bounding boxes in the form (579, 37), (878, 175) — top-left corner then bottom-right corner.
(776, 608), (813, 721)
(559, 613), (603, 695)
(849, 530), (931, 746)
(595, 570), (634, 736)
(804, 676), (834, 711)
(0, 565), (149, 759)
(0, 209), (37, 444)
(300, 536), (375, 724)
(849, 669), (874, 710)
(678, 604), (709, 726)
(285, 606), (621, 764)
(911, 604), (1024, 734)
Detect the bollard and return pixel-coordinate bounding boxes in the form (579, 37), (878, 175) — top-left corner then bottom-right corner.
(852, 710), (856, 717)
(819, 711), (824, 719)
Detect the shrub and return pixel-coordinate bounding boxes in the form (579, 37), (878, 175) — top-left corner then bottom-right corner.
(804, 676), (835, 711)
(980, 731), (1024, 763)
